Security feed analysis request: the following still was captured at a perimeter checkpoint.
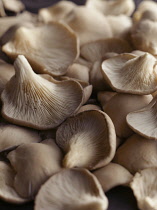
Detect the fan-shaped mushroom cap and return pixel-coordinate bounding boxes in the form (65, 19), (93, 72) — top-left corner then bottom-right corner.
(127, 96), (157, 140)
(113, 134), (157, 174)
(103, 93), (152, 138)
(7, 139), (63, 198)
(130, 168), (157, 210)
(2, 0), (25, 13)
(102, 53), (157, 95)
(1, 55), (84, 130)
(2, 22), (79, 76)
(131, 20), (157, 55)
(93, 163), (133, 192)
(35, 168), (108, 210)
(62, 6), (112, 46)
(56, 110), (116, 170)
(81, 38), (132, 63)
(0, 124), (41, 152)
(39, 0), (76, 23)
(86, 0), (135, 16)
(0, 161), (28, 203)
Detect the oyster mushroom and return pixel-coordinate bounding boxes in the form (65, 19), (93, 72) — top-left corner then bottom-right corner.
(130, 167), (157, 210)
(2, 22), (79, 76)
(0, 161), (28, 203)
(102, 53), (157, 95)
(113, 134), (157, 174)
(77, 104), (101, 114)
(97, 91), (117, 109)
(7, 139), (63, 198)
(93, 163), (133, 192)
(2, 0), (25, 13)
(103, 93), (152, 138)
(35, 168), (108, 210)
(56, 110), (116, 170)
(1, 55), (84, 130)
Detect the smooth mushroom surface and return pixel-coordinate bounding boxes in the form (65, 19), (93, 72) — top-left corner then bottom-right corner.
(7, 139), (63, 199)
(0, 161), (29, 204)
(1, 55), (84, 130)
(102, 53), (157, 95)
(35, 168), (108, 210)
(93, 163), (133, 192)
(0, 0), (5, 17)
(2, 22), (79, 76)
(130, 167), (157, 210)
(2, 0), (25, 13)
(77, 104), (101, 114)
(56, 110), (116, 170)
(113, 134), (157, 174)
(97, 91), (117, 109)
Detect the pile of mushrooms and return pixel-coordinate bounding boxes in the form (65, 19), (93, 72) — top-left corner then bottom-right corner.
(0, 0), (157, 210)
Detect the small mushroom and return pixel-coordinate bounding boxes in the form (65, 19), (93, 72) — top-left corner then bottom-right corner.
(56, 110), (116, 170)
(1, 55), (84, 130)
(2, 22), (79, 76)
(2, 0), (25, 13)
(38, 0), (76, 23)
(113, 134), (157, 174)
(103, 93), (152, 138)
(7, 139), (63, 198)
(102, 53), (157, 95)
(35, 168), (108, 210)
(93, 163), (133, 192)
(130, 167), (157, 210)
(0, 161), (29, 203)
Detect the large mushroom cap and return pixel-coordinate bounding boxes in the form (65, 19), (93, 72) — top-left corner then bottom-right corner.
(56, 110), (116, 170)
(35, 168), (108, 210)
(7, 139), (63, 198)
(2, 22), (79, 76)
(1, 55), (83, 130)
(102, 53), (157, 95)
(130, 167), (157, 210)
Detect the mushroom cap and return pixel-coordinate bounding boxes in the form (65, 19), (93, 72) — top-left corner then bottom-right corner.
(77, 104), (101, 114)
(2, 0), (25, 13)
(35, 168), (108, 210)
(81, 38), (132, 63)
(1, 55), (84, 130)
(130, 167), (157, 210)
(113, 134), (157, 174)
(97, 91), (117, 109)
(0, 161), (29, 204)
(62, 6), (112, 45)
(103, 93), (152, 138)
(127, 96), (157, 140)
(93, 163), (133, 192)
(2, 22), (79, 76)
(56, 110), (116, 170)
(7, 139), (63, 198)
(38, 0), (76, 23)
(102, 53), (157, 95)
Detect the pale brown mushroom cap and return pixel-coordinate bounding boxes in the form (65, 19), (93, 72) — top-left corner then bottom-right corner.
(0, 161), (28, 203)
(93, 163), (133, 192)
(1, 55), (84, 130)
(35, 168), (108, 210)
(2, 22), (79, 76)
(56, 110), (116, 170)
(2, 0), (25, 13)
(7, 139), (63, 198)
(130, 168), (157, 210)
(102, 53), (157, 95)
(113, 134), (157, 174)
(77, 104), (101, 114)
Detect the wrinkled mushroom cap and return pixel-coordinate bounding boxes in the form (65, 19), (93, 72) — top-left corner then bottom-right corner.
(2, 22), (79, 76)
(56, 110), (116, 170)
(7, 139), (63, 198)
(35, 168), (108, 210)
(1, 55), (84, 130)
(130, 167), (157, 210)
(102, 53), (157, 95)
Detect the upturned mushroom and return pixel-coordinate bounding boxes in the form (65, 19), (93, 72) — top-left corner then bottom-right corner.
(2, 22), (79, 76)
(56, 110), (116, 170)
(93, 163), (133, 192)
(102, 53), (157, 95)
(130, 167), (157, 210)
(113, 134), (157, 174)
(1, 55), (84, 130)
(7, 139), (63, 198)
(35, 168), (108, 210)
